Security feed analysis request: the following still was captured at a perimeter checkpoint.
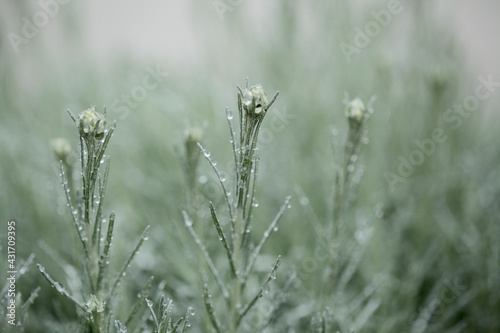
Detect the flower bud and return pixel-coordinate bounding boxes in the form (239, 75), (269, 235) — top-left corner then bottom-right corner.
(51, 138), (72, 162)
(78, 107), (106, 140)
(185, 126), (204, 147)
(242, 84), (268, 116)
(345, 98), (366, 123)
(86, 294), (104, 313)
(184, 126), (204, 189)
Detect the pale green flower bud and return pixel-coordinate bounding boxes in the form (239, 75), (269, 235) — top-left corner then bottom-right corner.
(345, 98), (366, 123)
(242, 84), (269, 116)
(86, 294), (104, 313)
(78, 107), (106, 140)
(183, 126), (204, 190)
(185, 126), (204, 146)
(51, 138), (72, 162)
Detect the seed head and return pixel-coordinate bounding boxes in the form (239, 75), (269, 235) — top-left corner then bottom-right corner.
(78, 107), (106, 140)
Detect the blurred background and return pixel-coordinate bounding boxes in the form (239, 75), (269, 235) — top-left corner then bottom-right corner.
(1, 0), (500, 332)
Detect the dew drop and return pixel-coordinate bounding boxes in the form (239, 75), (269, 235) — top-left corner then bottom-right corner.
(263, 284), (270, 294)
(273, 227), (279, 232)
(226, 109), (233, 120)
(220, 175), (227, 182)
(252, 198), (259, 207)
(188, 307), (195, 316)
(347, 164), (355, 173)
(203, 150), (211, 158)
(199, 175), (208, 184)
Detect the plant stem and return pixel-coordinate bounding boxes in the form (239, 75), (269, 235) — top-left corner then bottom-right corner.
(230, 207), (244, 333)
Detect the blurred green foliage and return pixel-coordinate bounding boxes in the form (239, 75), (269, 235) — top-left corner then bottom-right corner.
(1, 1), (499, 332)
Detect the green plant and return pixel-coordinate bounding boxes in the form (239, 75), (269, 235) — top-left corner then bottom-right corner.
(182, 82), (292, 332)
(145, 296), (194, 333)
(307, 96), (377, 332)
(37, 107), (154, 332)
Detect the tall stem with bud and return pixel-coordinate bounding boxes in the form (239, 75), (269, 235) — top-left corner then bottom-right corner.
(184, 82), (291, 332)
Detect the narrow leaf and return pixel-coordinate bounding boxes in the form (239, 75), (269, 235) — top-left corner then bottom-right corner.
(183, 211), (230, 304)
(244, 196), (290, 281)
(209, 202), (236, 277)
(37, 264), (87, 312)
(203, 284), (222, 333)
(107, 225), (150, 303)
